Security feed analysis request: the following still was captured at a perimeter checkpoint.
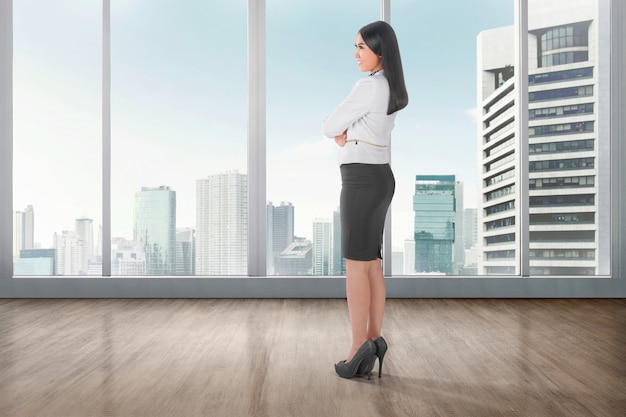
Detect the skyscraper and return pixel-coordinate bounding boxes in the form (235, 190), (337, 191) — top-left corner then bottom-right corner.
(477, 0), (610, 275)
(413, 175), (460, 275)
(75, 217), (94, 261)
(111, 237), (146, 276)
(133, 186), (176, 275)
(312, 218), (332, 276)
(196, 171), (247, 275)
(463, 208), (478, 250)
(331, 208), (345, 276)
(54, 230), (86, 275)
(176, 228), (195, 276)
(267, 201), (294, 274)
(13, 205), (34, 259)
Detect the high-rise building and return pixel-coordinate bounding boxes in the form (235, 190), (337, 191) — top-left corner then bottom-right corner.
(13, 205), (34, 259)
(111, 237), (146, 276)
(196, 171), (247, 275)
(413, 175), (460, 275)
(312, 218), (332, 276)
(133, 186), (176, 275)
(463, 208), (478, 250)
(477, 0), (609, 275)
(54, 230), (87, 275)
(267, 201), (294, 274)
(176, 228), (195, 276)
(331, 209), (345, 276)
(272, 202), (294, 254)
(404, 239), (415, 275)
(392, 250), (404, 275)
(75, 218), (94, 261)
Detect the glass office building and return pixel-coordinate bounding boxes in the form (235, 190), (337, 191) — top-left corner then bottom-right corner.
(133, 186), (176, 275)
(413, 175), (460, 275)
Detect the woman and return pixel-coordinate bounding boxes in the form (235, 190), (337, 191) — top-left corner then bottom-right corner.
(322, 21), (408, 379)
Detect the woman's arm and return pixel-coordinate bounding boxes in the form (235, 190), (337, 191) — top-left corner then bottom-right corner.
(322, 77), (376, 138)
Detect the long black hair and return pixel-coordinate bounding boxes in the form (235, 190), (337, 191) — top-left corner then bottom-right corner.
(359, 21), (408, 115)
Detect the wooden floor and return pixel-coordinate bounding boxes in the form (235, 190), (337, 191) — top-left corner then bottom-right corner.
(0, 299), (624, 417)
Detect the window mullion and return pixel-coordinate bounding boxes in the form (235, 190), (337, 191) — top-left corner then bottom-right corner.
(248, 0), (266, 276)
(0, 0), (13, 279)
(102, 0), (111, 277)
(515, 0), (530, 276)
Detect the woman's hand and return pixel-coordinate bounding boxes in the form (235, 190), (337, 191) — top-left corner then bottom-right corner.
(334, 129), (348, 147)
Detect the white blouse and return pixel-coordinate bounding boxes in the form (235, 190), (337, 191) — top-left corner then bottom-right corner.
(322, 70), (396, 165)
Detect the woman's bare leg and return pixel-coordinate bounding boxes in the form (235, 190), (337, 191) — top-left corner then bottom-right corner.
(344, 259), (371, 362)
(366, 258), (386, 340)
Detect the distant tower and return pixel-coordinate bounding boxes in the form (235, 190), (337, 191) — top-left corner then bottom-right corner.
(196, 171), (247, 275)
(267, 201), (294, 274)
(332, 208), (345, 276)
(413, 175), (459, 274)
(133, 186), (176, 275)
(176, 228), (195, 276)
(13, 205), (34, 258)
(312, 218), (332, 276)
(75, 218), (94, 261)
(54, 230), (86, 275)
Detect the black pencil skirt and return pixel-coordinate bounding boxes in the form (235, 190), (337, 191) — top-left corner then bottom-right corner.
(340, 163), (395, 261)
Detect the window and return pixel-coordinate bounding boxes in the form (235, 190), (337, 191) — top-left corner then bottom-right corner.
(13, 1), (101, 276)
(2, 0), (623, 297)
(110, 1), (247, 276)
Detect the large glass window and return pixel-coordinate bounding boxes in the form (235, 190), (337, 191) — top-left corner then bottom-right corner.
(13, 1), (102, 276)
(5, 0), (617, 288)
(110, 1), (247, 276)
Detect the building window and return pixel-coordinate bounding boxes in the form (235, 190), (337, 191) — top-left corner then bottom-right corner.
(529, 103), (594, 120)
(539, 22), (590, 68)
(529, 194), (595, 207)
(530, 212), (594, 225)
(529, 139), (594, 154)
(529, 86), (593, 102)
(529, 67), (593, 85)
(529, 175), (595, 189)
(529, 157), (594, 172)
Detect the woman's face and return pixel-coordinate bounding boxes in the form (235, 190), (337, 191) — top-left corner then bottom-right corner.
(354, 33), (383, 73)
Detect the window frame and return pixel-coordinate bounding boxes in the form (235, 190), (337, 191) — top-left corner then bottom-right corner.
(1, 0), (625, 297)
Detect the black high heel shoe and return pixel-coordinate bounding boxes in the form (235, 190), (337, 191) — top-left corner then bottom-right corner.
(335, 339), (376, 380)
(373, 336), (388, 378)
(357, 336), (388, 378)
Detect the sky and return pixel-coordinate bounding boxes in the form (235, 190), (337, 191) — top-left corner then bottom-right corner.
(12, 0), (514, 250)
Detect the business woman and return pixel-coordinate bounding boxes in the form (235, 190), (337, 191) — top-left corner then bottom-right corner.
(322, 20), (408, 379)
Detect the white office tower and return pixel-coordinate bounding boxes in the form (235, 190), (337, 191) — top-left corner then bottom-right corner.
(312, 218), (332, 276)
(196, 171), (248, 275)
(392, 250), (404, 275)
(13, 205), (34, 259)
(404, 239), (416, 275)
(75, 218), (94, 261)
(477, 0), (610, 275)
(54, 230), (88, 276)
(111, 237), (146, 276)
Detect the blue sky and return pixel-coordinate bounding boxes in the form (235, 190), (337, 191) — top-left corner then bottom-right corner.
(13, 0), (513, 249)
